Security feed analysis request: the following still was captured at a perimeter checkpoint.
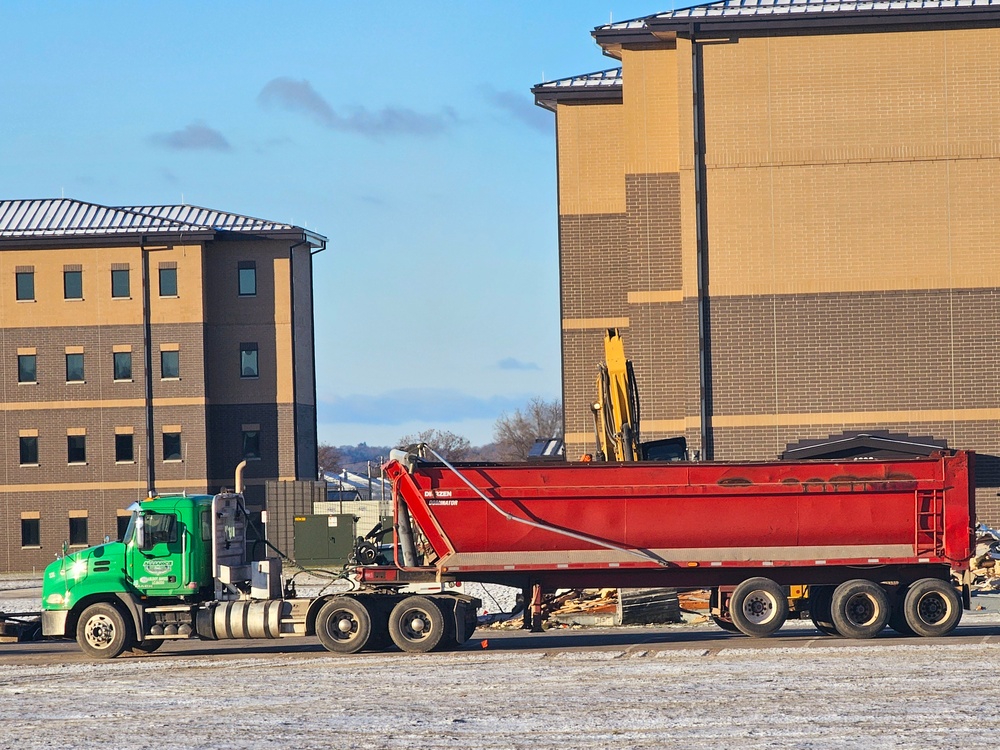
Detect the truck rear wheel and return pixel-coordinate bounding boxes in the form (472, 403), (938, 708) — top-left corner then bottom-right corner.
(831, 580), (889, 639)
(389, 596), (445, 653)
(903, 578), (962, 637)
(76, 602), (132, 659)
(729, 577), (788, 637)
(316, 597), (372, 654)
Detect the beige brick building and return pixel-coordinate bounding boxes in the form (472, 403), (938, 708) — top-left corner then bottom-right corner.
(0, 199), (325, 572)
(533, 1), (1000, 522)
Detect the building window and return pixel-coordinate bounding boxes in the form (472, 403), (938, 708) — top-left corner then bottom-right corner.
(111, 268), (130, 298)
(240, 342), (258, 378)
(19, 436), (38, 466)
(238, 261), (256, 296)
(65, 353), (85, 382)
(162, 432), (182, 462)
(17, 354), (36, 384)
(161, 350), (179, 379)
(67, 434), (86, 464)
(115, 433), (134, 463)
(69, 516), (88, 547)
(21, 518), (40, 548)
(64, 270), (83, 300)
(159, 266), (178, 297)
(113, 351), (132, 381)
(15, 271), (34, 301)
(116, 515), (131, 541)
(242, 429), (260, 459)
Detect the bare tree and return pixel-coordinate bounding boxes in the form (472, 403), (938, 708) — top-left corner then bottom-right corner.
(397, 429), (471, 461)
(317, 444), (345, 475)
(492, 398), (563, 461)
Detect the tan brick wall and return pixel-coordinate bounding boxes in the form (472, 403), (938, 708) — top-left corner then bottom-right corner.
(556, 103), (627, 216)
(553, 23), (1000, 525)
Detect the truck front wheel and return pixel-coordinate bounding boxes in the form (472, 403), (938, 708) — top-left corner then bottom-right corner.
(729, 577), (788, 637)
(76, 603), (132, 659)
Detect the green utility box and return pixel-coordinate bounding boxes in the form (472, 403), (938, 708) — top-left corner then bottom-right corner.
(292, 513), (357, 567)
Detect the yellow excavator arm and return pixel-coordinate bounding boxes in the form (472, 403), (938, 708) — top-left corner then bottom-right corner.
(592, 328), (641, 461)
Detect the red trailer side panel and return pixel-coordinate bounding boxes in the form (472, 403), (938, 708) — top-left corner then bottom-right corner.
(384, 452), (973, 575)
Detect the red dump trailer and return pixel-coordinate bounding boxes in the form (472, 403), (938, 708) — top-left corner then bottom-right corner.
(361, 448), (974, 644)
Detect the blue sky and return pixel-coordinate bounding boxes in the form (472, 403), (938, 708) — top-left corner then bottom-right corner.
(0, 1), (680, 448)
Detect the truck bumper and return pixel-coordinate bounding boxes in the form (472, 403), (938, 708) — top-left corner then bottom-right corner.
(42, 610), (69, 637)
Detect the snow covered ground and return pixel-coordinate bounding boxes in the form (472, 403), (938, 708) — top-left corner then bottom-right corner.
(3, 637), (1000, 749)
(6, 571), (1000, 749)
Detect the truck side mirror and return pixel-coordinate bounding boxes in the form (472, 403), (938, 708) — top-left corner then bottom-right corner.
(134, 514), (146, 550)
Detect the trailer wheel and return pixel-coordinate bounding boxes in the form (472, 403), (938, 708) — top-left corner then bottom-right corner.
(887, 586), (915, 636)
(389, 596), (445, 653)
(710, 615), (740, 633)
(830, 580), (889, 639)
(903, 578), (962, 637)
(808, 586), (839, 636)
(729, 577), (788, 637)
(316, 597), (372, 654)
(76, 602), (133, 659)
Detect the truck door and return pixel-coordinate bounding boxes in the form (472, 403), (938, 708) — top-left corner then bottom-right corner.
(129, 510), (187, 596)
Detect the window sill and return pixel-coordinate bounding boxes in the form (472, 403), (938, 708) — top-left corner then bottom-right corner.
(115, 460), (135, 465)
(114, 379), (133, 384)
(238, 294), (257, 299)
(16, 299), (36, 303)
(68, 544), (87, 549)
(67, 462), (88, 466)
(159, 295), (179, 299)
(17, 381), (37, 386)
(66, 381), (86, 385)
(111, 296), (132, 301)
(240, 375), (260, 380)
(161, 377), (181, 382)
(163, 459), (183, 464)
(64, 298), (84, 302)
(19, 463), (39, 468)
(20, 546), (41, 550)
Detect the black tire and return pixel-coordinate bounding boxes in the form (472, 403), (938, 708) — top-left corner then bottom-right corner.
(711, 615), (740, 633)
(131, 639), (164, 655)
(729, 577), (788, 637)
(830, 579), (890, 639)
(389, 596), (446, 653)
(76, 602), (133, 659)
(903, 578), (962, 637)
(887, 586), (915, 636)
(315, 597), (372, 654)
(364, 597), (394, 652)
(808, 586), (839, 636)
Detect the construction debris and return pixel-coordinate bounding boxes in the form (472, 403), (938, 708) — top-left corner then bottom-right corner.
(971, 523), (1000, 592)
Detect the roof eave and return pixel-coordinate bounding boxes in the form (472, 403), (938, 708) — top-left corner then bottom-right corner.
(0, 229), (217, 250)
(531, 88), (624, 111)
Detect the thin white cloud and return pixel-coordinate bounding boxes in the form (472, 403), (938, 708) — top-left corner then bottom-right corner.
(480, 84), (551, 134)
(150, 121), (232, 151)
(258, 77), (457, 138)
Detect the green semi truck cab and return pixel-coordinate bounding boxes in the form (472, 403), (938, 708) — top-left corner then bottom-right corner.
(40, 484), (479, 659)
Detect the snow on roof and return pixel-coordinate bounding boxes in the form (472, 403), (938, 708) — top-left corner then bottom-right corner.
(533, 68), (623, 92)
(598, 0), (1000, 30)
